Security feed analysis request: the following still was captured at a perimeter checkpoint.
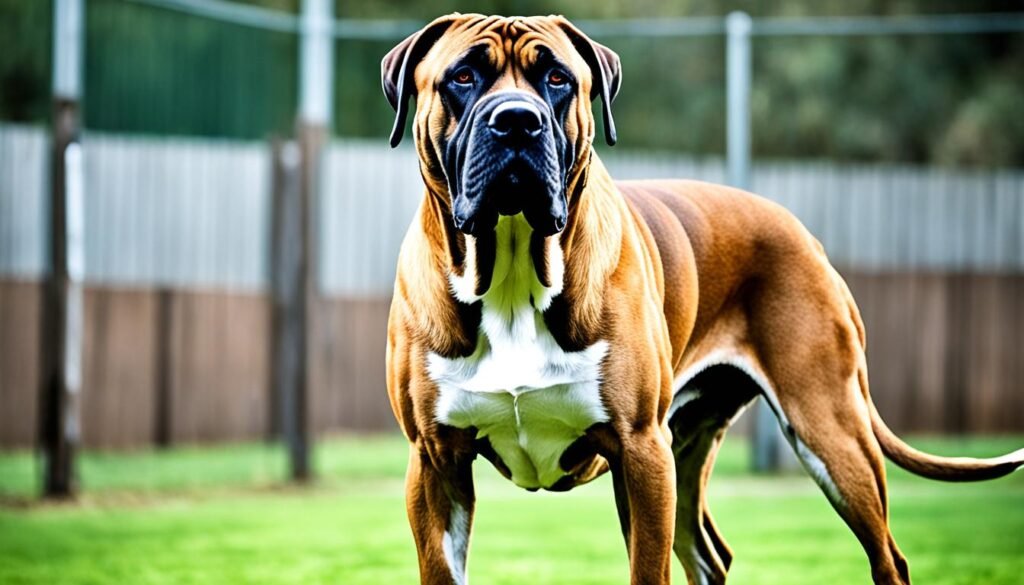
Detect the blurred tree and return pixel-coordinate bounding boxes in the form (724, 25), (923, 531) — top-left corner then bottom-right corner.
(0, 0), (51, 123)
(935, 74), (1024, 166)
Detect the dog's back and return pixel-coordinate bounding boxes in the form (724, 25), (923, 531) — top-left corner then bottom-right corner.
(617, 177), (830, 372)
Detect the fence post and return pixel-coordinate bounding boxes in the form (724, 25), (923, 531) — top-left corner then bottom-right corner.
(271, 137), (309, 480)
(727, 11), (793, 473)
(273, 0), (333, 482)
(40, 0), (84, 498)
(153, 288), (173, 448)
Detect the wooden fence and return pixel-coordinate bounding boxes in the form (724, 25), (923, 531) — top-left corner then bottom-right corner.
(3, 273), (1022, 449)
(0, 124), (1022, 448)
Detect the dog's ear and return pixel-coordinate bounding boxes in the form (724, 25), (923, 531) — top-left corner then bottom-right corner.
(382, 16), (458, 148)
(557, 19), (622, 146)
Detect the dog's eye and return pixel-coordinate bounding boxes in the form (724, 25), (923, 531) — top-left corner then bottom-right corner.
(547, 70), (568, 87)
(452, 68), (475, 86)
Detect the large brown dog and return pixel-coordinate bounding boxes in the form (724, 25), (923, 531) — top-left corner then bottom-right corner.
(382, 14), (1024, 585)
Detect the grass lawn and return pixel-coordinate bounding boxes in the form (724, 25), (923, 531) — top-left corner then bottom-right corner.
(0, 434), (1022, 584)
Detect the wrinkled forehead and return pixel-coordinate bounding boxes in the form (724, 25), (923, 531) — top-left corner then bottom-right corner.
(415, 15), (587, 85)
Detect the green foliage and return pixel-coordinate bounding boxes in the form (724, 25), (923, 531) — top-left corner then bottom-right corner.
(750, 32), (1024, 163)
(0, 0), (51, 124)
(1, 0), (1022, 165)
(935, 73), (1024, 165)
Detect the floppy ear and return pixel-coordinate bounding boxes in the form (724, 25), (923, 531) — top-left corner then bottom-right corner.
(557, 20), (622, 146)
(382, 16), (458, 148)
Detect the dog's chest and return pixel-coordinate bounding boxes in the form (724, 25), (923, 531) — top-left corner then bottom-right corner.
(428, 216), (609, 490)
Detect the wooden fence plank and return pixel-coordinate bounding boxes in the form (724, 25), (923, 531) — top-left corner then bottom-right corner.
(0, 280), (41, 446)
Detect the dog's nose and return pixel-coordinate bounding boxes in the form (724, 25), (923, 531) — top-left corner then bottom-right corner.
(488, 101), (543, 144)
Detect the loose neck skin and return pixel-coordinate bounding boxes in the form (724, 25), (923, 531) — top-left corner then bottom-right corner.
(404, 148), (625, 357)
(553, 152), (624, 345)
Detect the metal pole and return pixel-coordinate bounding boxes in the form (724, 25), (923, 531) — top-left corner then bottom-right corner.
(726, 11), (751, 191)
(40, 0), (84, 498)
(53, 0), (84, 100)
(300, 0), (333, 128)
(276, 0), (333, 482)
(727, 11), (789, 473)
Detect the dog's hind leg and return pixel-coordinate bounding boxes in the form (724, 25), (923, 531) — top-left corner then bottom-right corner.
(734, 241), (913, 584)
(668, 368), (756, 585)
(749, 295), (911, 583)
(670, 421), (729, 585)
(759, 368), (910, 584)
(698, 436), (733, 572)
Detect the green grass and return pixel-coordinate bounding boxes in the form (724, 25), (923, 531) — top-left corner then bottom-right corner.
(1, 435), (1022, 584)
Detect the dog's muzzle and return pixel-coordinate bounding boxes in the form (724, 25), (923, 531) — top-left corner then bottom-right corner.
(449, 92), (567, 238)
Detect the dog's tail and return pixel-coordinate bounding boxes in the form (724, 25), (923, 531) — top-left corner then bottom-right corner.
(869, 401), (1024, 482)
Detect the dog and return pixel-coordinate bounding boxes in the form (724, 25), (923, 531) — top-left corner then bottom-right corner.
(381, 14), (1024, 585)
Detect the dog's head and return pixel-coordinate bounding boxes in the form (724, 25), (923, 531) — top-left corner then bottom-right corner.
(382, 14), (621, 237)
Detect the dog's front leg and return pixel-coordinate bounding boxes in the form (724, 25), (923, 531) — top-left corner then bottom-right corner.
(617, 427), (676, 585)
(405, 443), (475, 585)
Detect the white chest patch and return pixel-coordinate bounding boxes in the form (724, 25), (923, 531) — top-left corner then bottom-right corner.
(429, 215), (609, 489)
